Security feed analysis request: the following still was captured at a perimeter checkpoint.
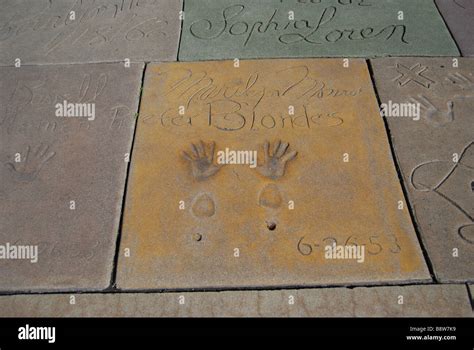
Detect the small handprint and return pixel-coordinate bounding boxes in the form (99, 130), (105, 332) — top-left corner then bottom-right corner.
(454, 0), (474, 10)
(409, 95), (454, 126)
(182, 141), (222, 181)
(445, 73), (474, 91)
(257, 140), (297, 180)
(5, 144), (56, 182)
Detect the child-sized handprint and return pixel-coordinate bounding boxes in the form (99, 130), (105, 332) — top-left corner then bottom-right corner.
(5, 144), (56, 182)
(409, 95), (454, 126)
(445, 73), (474, 91)
(182, 141), (222, 181)
(257, 140), (297, 180)
(453, 0), (474, 10)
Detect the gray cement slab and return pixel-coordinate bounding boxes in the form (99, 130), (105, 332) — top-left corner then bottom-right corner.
(0, 63), (144, 291)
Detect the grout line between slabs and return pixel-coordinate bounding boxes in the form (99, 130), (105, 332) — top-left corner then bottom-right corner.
(177, 0), (185, 62)
(466, 283), (474, 311)
(366, 59), (438, 283)
(0, 280), (460, 297)
(433, 0), (464, 58)
(0, 56), (465, 69)
(107, 63), (148, 291)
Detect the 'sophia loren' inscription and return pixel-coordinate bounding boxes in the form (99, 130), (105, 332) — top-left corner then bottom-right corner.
(179, 0), (459, 60)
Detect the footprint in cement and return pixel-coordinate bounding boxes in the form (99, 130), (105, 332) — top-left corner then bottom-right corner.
(191, 193), (215, 218)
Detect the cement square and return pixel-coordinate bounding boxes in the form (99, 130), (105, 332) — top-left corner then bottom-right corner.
(178, 0), (459, 61)
(0, 63), (144, 291)
(436, 0), (474, 56)
(0, 285), (471, 317)
(0, 0), (182, 65)
(371, 57), (474, 282)
(117, 59), (430, 290)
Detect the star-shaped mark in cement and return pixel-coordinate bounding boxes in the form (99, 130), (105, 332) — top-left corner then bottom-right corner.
(393, 63), (435, 89)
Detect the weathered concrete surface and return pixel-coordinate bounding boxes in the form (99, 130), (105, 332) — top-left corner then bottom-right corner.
(117, 59), (430, 290)
(0, 285), (470, 317)
(436, 0), (474, 56)
(178, 0), (459, 61)
(371, 57), (474, 282)
(0, 0), (182, 65)
(0, 63), (144, 291)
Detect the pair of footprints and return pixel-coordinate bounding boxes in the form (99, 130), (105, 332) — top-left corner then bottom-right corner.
(192, 182), (286, 214)
(191, 182), (285, 234)
(182, 140), (297, 181)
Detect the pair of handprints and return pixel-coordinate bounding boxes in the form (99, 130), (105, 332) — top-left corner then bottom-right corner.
(182, 140), (297, 181)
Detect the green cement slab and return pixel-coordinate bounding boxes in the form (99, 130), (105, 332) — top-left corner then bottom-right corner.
(179, 0), (459, 60)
